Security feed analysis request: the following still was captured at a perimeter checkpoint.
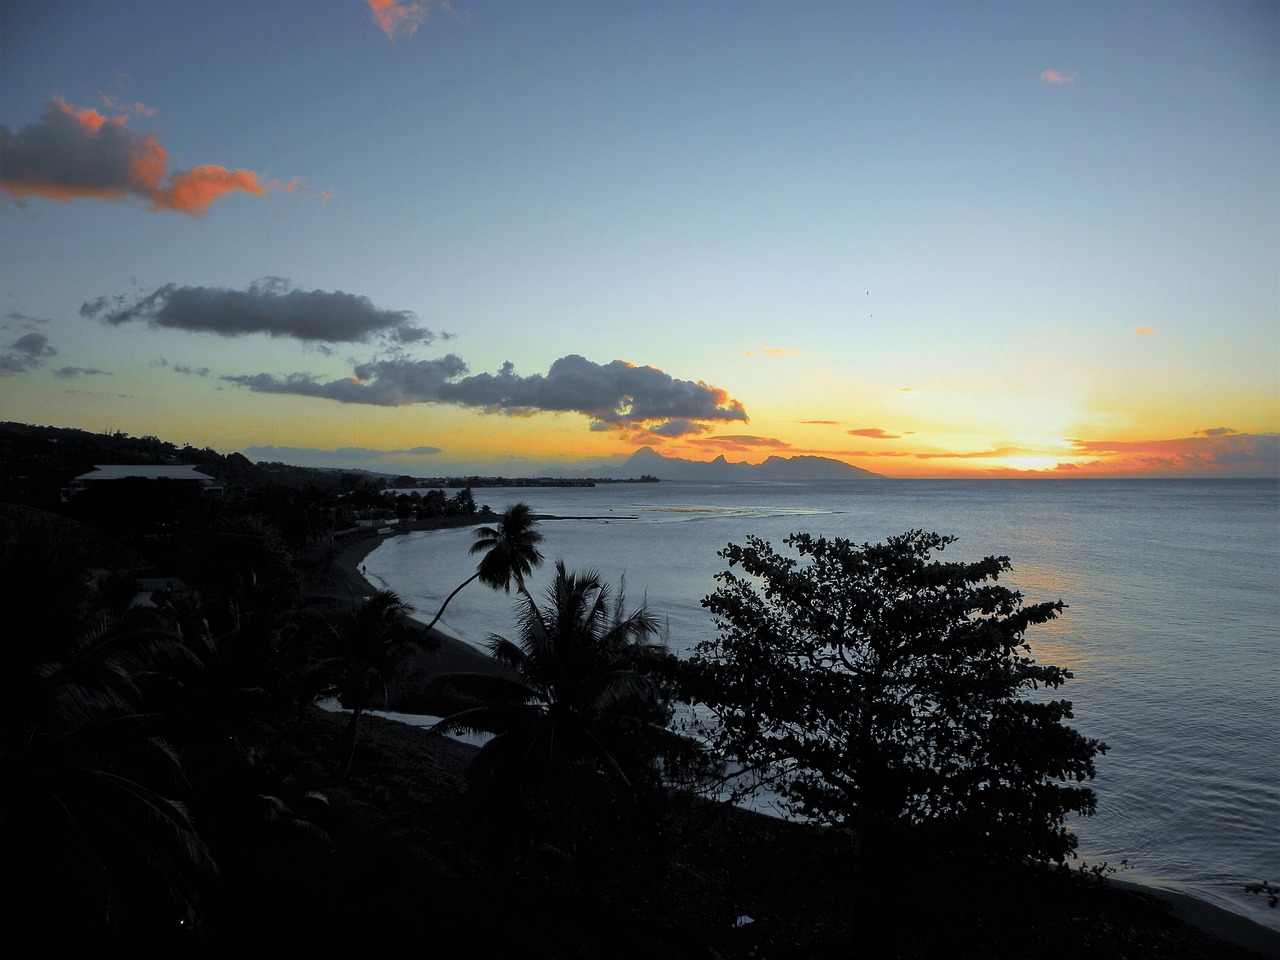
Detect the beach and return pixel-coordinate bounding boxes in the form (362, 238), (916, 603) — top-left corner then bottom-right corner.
(300, 522), (510, 710)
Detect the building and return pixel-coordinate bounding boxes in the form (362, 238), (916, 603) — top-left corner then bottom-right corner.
(62, 464), (225, 501)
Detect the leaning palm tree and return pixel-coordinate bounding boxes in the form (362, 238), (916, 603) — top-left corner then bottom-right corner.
(430, 561), (683, 867)
(419, 502), (545, 635)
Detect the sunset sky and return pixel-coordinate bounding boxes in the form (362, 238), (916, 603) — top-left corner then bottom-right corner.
(2, 0), (1276, 478)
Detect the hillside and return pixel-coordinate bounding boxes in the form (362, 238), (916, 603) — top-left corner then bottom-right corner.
(198, 704), (1278, 959)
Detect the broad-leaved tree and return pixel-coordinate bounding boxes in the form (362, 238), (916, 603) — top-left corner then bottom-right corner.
(687, 530), (1106, 867)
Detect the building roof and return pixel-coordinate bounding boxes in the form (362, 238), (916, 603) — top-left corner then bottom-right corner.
(74, 464), (218, 482)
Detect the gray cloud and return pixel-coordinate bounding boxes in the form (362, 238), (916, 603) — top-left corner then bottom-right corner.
(1, 98), (267, 215)
(173, 364), (210, 376)
(3, 311), (50, 331)
(438, 355), (748, 428)
(224, 354), (469, 406)
(1, 99), (142, 200)
(648, 419), (710, 438)
(245, 444), (443, 463)
(225, 353), (748, 433)
(0, 332), (57, 374)
(82, 277), (438, 344)
(53, 366), (111, 378)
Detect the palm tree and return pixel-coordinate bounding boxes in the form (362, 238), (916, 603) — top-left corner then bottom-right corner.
(327, 589), (414, 776)
(0, 525), (214, 932)
(430, 561), (683, 868)
(419, 502), (545, 635)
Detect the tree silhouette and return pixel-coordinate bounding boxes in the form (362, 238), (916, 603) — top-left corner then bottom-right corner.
(420, 502), (545, 635)
(430, 561), (680, 870)
(0, 525), (214, 933)
(688, 530), (1107, 868)
(326, 589), (415, 776)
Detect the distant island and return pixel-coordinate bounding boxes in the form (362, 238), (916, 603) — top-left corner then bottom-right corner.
(388, 474), (660, 489)
(539, 445), (881, 482)
(0, 422), (878, 490)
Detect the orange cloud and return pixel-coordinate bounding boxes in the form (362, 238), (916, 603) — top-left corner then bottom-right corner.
(691, 435), (791, 451)
(744, 344), (801, 357)
(848, 428), (901, 440)
(1065, 433), (1278, 467)
(1040, 69), (1076, 85)
(0, 98), (272, 216)
(367, 0), (428, 40)
(61, 99), (126, 133)
(1135, 326), (1156, 336)
(914, 447), (1029, 460)
(971, 433), (1277, 478)
(152, 166), (267, 216)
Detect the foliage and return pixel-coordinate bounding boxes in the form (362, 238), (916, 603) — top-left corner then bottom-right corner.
(468, 501), (545, 593)
(0, 519), (343, 935)
(421, 501), (545, 633)
(324, 589), (416, 776)
(686, 529), (1107, 867)
(431, 561), (684, 872)
(0, 525), (215, 932)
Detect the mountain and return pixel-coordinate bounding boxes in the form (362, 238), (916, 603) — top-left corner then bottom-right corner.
(542, 446), (881, 481)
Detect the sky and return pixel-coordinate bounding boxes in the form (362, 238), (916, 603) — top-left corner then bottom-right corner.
(1, 0), (1276, 478)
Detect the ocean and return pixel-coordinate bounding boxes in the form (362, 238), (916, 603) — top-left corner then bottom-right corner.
(363, 478), (1279, 930)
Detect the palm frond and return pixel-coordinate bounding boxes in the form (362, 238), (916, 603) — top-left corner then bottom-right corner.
(432, 702), (544, 737)
(427, 670), (539, 707)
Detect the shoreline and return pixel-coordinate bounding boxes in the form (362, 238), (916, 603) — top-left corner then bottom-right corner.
(318, 523), (507, 685)
(328, 526), (1280, 957)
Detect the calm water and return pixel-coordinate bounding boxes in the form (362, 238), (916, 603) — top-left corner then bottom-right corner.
(365, 479), (1280, 929)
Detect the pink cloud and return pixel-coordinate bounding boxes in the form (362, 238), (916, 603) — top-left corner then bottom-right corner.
(367, 0), (429, 41)
(1040, 69), (1076, 85)
(0, 98), (272, 216)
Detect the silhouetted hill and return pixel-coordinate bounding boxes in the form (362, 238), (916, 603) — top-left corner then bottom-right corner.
(542, 445), (880, 481)
(0, 422), (370, 507)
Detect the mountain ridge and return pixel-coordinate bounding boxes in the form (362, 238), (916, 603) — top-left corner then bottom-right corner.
(540, 445), (880, 481)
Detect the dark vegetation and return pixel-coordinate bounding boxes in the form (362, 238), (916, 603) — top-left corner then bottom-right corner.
(1, 422), (1274, 956)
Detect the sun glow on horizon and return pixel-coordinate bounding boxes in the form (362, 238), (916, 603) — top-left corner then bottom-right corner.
(1, 3), (1273, 483)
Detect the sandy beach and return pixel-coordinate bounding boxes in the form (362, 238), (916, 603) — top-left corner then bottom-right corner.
(301, 523), (509, 712)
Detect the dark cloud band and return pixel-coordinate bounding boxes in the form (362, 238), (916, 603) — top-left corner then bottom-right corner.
(82, 278), (437, 344)
(0, 332), (57, 374)
(224, 353), (748, 433)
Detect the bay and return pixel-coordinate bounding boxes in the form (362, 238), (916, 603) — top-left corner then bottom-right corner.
(364, 478), (1280, 929)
